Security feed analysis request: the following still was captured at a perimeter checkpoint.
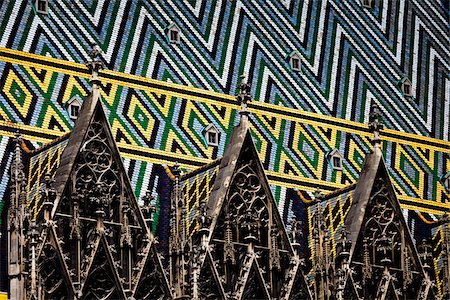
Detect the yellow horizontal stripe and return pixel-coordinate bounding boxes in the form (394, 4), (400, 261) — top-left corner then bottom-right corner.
(0, 49), (449, 213)
(0, 48), (448, 153)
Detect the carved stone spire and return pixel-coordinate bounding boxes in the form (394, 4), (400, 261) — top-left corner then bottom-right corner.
(28, 219), (39, 299)
(70, 192), (82, 286)
(288, 217), (302, 256)
(312, 189), (334, 300)
(236, 74), (252, 126)
(224, 213), (235, 264)
(8, 134), (29, 300)
(242, 206), (258, 247)
(169, 162), (189, 298)
(362, 236), (372, 283)
(335, 226), (351, 300)
(196, 197), (211, 249)
(270, 224), (281, 270)
(85, 43), (104, 88)
(368, 100), (384, 148)
(10, 134), (27, 209)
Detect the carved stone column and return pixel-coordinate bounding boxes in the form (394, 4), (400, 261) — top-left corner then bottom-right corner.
(169, 163), (189, 299)
(7, 135), (29, 300)
(335, 226), (351, 300)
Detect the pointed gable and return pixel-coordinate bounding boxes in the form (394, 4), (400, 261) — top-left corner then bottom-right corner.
(39, 84), (171, 298)
(280, 257), (313, 300)
(52, 92), (97, 205)
(50, 86), (147, 227)
(133, 243), (172, 299)
(342, 274), (361, 300)
(82, 237), (126, 300)
(202, 113), (295, 297)
(37, 227), (74, 299)
(241, 260), (271, 300)
(198, 251), (226, 299)
(344, 147), (432, 298)
(208, 127), (291, 252)
(51, 89), (144, 224)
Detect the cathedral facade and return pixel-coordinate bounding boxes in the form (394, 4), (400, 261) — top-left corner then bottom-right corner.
(4, 55), (448, 298)
(0, 0), (449, 299)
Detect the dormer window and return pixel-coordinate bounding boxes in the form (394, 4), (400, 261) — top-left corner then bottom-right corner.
(402, 80), (412, 97)
(327, 149), (344, 171)
(166, 23), (181, 45)
(361, 0), (373, 8)
(70, 105), (80, 119)
(35, 0), (48, 14)
(288, 51), (301, 72)
(397, 77), (413, 98)
(203, 124), (220, 147)
(66, 96), (83, 120)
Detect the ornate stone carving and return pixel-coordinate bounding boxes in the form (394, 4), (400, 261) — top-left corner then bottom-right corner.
(38, 242), (71, 299)
(74, 119), (121, 222)
(82, 240), (121, 300)
(227, 159), (269, 246)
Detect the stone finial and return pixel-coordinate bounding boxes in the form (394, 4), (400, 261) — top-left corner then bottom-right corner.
(313, 187), (323, 201)
(85, 43), (104, 86)
(172, 162), (181, 177)
(11, 133), (27, 207)
(236, 74), (252, 123)
(368, 100), (384, 148)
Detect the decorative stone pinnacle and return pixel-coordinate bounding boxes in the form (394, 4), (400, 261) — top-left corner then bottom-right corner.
(337, 225), (351, 257)
(313, 187), (323, 201)
(85, 43), (104, 86)
(172, 162), (181, 177)
(236, 74), (252, 111)
(368, 100), (384, 147)
(142, 190), (153, 206)
(14, 131), (22, 143)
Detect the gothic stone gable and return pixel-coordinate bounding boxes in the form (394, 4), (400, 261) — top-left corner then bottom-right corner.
(240, 259), (271, 300)
(81, 236), (125, 300)
(279, 258), (313, 300)
(344, 149), (433, 299)
(207, 128), (293, 298)
(44, 91), (171, 299)
(197, 251), (227, 300)
(133, 243), (172, 299)
(37, 227), (74, 299)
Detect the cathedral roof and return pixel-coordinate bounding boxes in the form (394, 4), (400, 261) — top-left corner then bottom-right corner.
(52, 93), (97, 207)
(179, 158), (221, 235)
(27, 133), (70, 216)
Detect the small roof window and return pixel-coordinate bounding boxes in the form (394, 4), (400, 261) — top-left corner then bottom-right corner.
(327, 149), (344, 171)
(166, 23), (181, 45)
(35, 0), (48, 14)
(397, 77), (413, 98)
(361, 0), (373, 8)
(288, 51), (302, 72)
(203, 124), (220, 147)
(66, 96), (83, 120)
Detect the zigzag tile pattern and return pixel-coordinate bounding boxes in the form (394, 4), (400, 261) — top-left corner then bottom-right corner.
(0, 1), (449, 285)
(0, 55), (448, 217)
(27, 137), (68, 216)
(0, 1), (448, 139)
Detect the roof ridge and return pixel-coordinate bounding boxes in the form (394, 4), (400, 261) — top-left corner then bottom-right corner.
(29, 132), (71, 155)
(180, 158), (222, 181)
